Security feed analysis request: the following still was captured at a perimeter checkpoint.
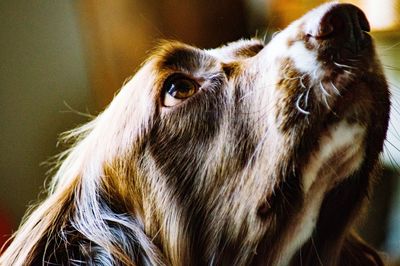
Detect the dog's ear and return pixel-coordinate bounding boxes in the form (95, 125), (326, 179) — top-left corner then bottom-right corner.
(0, 61), (165, 265)
(292, 232), (384, 266)
(338, 233), (384, 266)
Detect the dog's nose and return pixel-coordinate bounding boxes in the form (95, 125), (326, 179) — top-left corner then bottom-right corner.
(309, 4), (370, 54)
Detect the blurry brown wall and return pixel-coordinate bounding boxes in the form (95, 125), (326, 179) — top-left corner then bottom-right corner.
(267, 0), (325, 28)
(77, 0), (250, 108)
(0, 1), (92, 231)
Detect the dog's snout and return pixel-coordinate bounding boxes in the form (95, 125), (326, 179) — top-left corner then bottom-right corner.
(309, 4), (370, 54)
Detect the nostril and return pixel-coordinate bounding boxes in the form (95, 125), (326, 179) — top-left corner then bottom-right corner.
(317, 6), (350, 39)
(309, 4), (371, 53)
(312, 4), (370, 38)
(319, 13), (345, 38)
(316, 20), (334, 38)
(308, 6), (346, 39)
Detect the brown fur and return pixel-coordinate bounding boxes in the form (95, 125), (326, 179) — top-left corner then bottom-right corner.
(1, 3), (390, 266)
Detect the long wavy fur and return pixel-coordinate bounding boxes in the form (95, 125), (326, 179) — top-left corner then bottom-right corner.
(0, 3), (390, 266)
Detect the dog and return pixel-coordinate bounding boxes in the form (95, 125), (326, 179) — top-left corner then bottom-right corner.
(0, 2), (391, 265)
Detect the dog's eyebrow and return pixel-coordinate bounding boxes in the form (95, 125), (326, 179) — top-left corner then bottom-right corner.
(153, 43), (216, 73)
(235, 43), (264, 58)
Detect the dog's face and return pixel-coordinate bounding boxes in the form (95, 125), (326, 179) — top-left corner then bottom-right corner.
(92, 2), (390, 265)
(1, 2), (391, 266)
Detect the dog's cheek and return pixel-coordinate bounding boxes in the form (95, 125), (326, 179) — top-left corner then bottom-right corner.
(273, 58), (312, 132)
(147, 94), (224, 193)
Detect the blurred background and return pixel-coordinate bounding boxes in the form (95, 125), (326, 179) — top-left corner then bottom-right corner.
(0, 0), (399, 263)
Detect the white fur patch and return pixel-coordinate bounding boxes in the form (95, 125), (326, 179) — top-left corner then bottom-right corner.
(288, 42), (319, 75)
(302, 121), (365, 193)
(258, 2), (340, 82)
(277, 185), (325, 266)
(277, 120), (365, 266)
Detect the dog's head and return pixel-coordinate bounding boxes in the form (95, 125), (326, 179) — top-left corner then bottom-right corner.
(1, 2), (390, 266)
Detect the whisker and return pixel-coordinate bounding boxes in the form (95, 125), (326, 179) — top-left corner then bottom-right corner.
(385, 139), (400, 154)
(383, 145), (400, 169)
(312, 68), (319, 80)
(330, 82), (341, 96)
(271, 30), (281, 39)
(379, 41), (400, 52)
(304, 88), (311, 108)
(300, 74), (307, 89)
(319, 81), (331, 97)
(311, 237), (323, 266)
(343, 69), (353, 75)
(296, 93), (311, 115)
(322, 93), (332, 111)
(389, 120), (400, 142)
(333, 61), (356, 70)
(346, 58), (359, 62)
(383, 64), (400, 72)
(283, 73), (302, 80)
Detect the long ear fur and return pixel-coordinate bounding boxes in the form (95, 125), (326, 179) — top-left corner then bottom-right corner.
(0, 62), (167, 265)
(290, 167), (385, 266)
(292, 232), (384, 266)
(339, 233), (384, 266)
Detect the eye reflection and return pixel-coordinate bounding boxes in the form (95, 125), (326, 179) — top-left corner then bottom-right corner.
(163, 75), (199, 107)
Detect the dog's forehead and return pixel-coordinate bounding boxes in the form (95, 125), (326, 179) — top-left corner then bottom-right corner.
(150, 41), (217, 74)
(149, 39), (264, 74)
(206, 39), (264, 62)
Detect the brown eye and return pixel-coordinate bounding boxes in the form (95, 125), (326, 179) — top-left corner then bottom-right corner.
(163, 75), (199, 107)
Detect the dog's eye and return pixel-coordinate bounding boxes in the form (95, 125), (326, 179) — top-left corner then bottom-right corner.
(163, 76), (199, 107)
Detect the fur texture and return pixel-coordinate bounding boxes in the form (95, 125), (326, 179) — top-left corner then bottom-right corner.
(1, 3), (390, 265)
